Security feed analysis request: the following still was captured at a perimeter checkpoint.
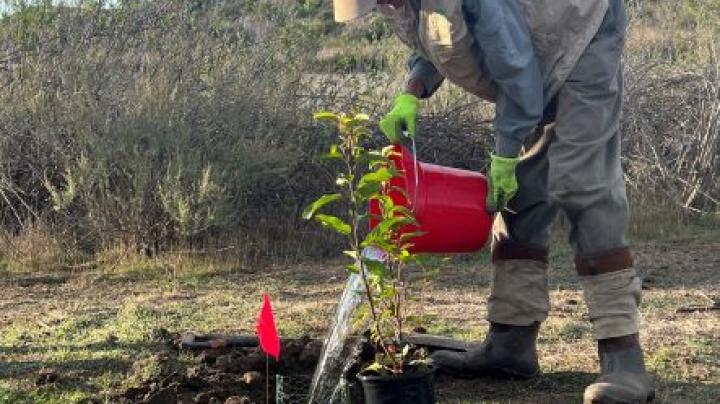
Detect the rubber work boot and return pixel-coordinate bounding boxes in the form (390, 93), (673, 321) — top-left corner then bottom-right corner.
(584, 334), (655, 404)
(430, 322), (540, 379)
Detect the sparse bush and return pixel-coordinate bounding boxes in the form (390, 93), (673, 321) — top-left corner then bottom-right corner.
(0, 0), (344, 262)
(0, 220), (77, 271)
(0, 0), (718, 270)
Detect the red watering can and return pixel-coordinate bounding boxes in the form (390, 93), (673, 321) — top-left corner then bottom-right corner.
(369, 145), (493, 253)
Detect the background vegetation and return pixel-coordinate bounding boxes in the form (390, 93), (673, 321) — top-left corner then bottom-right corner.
(0, 2), (718, 403)
(0, 0), (718, 271)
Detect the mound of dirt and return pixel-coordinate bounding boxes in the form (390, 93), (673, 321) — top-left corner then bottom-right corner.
(113, 335), (323, 404)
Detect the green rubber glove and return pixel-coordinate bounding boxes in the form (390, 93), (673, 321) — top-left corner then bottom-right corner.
(486, 154), (521, 213)
(379, 93), (418, 144)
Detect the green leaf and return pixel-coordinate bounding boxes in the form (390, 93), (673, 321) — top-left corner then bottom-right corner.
(363, 259), (388, 278)
(363, 167), (394, 183)
(342, 113), (370, 128)
(382, 145), (398, 157)
(364, 362), (383, 374)
(314, 111), (339, 122)
(361, 236), (395, 252)
(391, 205), (413, 216)
(315, 214), (351, 235)
(302, 194), (342, 220)
(345, 263), (359, 274)
(398, 231), (426, 243)
(372, 195), (394, 210)
(355, 182), (381, 199)
(369, 156), (391, 169)
(322, 144), (342, 160)
(372, 216), (414, 236)
(357, 168), (393, 194)
(378, 195), (396, 214)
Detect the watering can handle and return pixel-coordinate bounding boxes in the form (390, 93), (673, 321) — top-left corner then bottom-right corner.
(519, 125), (553, 162)
(401, 132), (421, 213)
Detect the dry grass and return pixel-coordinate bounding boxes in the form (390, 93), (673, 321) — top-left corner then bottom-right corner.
(1, 237), (718, 403)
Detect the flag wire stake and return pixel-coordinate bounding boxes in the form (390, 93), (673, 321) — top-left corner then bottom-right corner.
(265, 354), (270, 404)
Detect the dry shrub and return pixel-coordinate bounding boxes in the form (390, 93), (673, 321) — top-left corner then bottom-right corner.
(0, 0), (345, 263)
(623, 61), (720, 214)
(0, 221), (78, 271)
(0, 0), (717, 271)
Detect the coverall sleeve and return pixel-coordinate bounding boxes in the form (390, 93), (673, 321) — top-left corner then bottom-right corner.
(464, 0), (543, 157)
(406, 53), (445, 99)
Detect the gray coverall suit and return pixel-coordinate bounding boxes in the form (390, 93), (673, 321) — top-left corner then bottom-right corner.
(406, 0), (640, 341)
(391, 1), (653, 401)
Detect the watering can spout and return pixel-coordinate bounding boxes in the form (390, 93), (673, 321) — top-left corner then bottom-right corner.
(369, 145), (493, 254)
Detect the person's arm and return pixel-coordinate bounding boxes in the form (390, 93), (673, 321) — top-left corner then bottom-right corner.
(406, 53), (445, 99)
(378, 53), (444, 143)
(464, 0), (543, 157)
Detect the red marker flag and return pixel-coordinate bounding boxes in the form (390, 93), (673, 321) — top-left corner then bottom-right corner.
(256, 293), (280, 361)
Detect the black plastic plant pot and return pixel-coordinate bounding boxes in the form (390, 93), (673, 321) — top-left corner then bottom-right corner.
(357, 365), (436, 404)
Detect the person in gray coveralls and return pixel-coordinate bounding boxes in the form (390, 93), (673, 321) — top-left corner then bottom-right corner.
(332, 1), (655, 403)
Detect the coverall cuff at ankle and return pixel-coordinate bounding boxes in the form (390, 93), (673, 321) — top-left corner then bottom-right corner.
(581, 267), (642, 340)
(492, 239), (549, 264)
(488, 258), (550, 326)
(575, 247), (633, 276)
